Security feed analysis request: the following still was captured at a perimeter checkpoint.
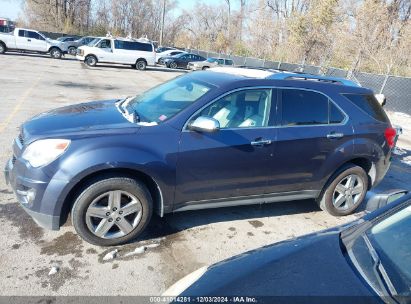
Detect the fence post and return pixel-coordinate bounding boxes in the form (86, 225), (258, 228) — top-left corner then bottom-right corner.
(278, 61), (282, 70)
(380, 74), (390, 94)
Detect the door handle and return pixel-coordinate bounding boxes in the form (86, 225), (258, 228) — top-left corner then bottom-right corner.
(251, 139), (272, 146)
(27, 39), (31, 42)
(327, 132), (344, 139)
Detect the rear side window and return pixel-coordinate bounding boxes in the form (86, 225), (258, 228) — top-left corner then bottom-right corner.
(281, 89), (328, 125)
(342, 94), (389, 122)
(114, 40), (153, 52)
(281, 89), (345, 126)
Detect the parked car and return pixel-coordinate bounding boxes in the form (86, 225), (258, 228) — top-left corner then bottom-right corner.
(164, 190), (411, 302)
(64, 36), (97, 55)
(4, 67), (397, 246)
(0, 28), (68, 58)
(57, 36), (77, 42)
(188, 57), (234, 71)
(163, 53), (206, 69)
(156, 49), (186, 64)
(156, 46), (177, 53)
(76, 37), (155, 70)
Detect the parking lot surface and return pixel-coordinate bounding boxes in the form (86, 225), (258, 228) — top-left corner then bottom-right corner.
(0, 53), (410, 296)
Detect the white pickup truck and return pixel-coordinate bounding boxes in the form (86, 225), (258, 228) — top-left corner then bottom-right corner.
(0, 28), (68, 59)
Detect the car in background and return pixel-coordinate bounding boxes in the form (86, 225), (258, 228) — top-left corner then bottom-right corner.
(0, 27), (68, 58)
(76, 37), (155, 70)
(188, 57), (234, 71)
(64, 36), (97, 55)
(156, 49), (186, 64)
(156, 46), (177, 53)
(163, 53), (206, 69)
(57, 36), (77, 43)
(164, 190), (411, 302)
(5, 67), (397, 246)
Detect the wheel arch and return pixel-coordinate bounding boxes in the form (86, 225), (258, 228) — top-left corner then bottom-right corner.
(136, 57), (148, 64)
(59, 167), (164, 226)
(48, 45), (62, 53)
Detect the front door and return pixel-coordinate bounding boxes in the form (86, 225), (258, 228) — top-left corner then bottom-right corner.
(26, 31), (48, 52)
(175, 88), (277, 208)
(267, 88), (353, 194)
(96, 39), (115, 63)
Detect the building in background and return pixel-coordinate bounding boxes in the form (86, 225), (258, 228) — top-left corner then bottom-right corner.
(0, 17), (15, 33)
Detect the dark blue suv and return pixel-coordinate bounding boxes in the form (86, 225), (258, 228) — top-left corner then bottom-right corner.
(4, 68), (397, 246)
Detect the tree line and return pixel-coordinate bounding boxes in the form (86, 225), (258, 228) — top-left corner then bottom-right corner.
(16, 0), (411, 76)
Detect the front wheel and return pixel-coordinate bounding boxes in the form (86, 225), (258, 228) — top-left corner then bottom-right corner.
(71, 176), (153, 246)
(169, 61), (177, 69)
(85, 55), (97, 67)
(50, 47), (62, 59)
(317, 164), (368, 216)
(0, 42), (6, 54)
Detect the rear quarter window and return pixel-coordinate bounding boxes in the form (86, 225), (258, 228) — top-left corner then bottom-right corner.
(342, 93), (389, 122)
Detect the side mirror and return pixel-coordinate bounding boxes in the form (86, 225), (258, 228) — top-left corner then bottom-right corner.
(188, 116), (220, 133)
(366, 189), (408, 212)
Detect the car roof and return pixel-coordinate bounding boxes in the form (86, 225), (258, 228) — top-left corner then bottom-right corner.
(190, 67), (373, 94)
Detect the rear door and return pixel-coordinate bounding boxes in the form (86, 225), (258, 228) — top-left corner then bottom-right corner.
(15, 29), (27, 49)
(267, 88), (353, 194)
(175, 88), (278, 207)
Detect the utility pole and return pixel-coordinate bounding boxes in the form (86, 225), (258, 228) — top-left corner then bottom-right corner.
(159, 0), (166, 46)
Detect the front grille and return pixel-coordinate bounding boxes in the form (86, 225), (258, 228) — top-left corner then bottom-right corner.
(18, 133), (24, 146)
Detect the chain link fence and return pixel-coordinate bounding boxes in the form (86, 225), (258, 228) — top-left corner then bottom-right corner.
(186, 48), (411, 116)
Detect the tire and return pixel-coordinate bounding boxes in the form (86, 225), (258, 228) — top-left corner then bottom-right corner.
(317, 164), (368, 216)
(202, 66), (209, 70)
(68, 46), (77, 55)
(0, 42), (6, 54)
(50, 47), (62, 59)
(71, 176), (153, 246)
(85, 55), (97, 67)
(135, 59), (147, 70)
(169, 61), (177, 69)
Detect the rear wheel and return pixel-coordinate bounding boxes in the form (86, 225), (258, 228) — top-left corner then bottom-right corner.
(85, 55), (97, 67)
(202, 66), (209, 70)
(0, 42), (6, 54)
(317, 164), (368, 216)
(135, 59), (147, 70)
(50, 47), (62, 59)
(169, 61), (177, 69)
(71, 176), (153, 246)
(68, 46), (77, 55)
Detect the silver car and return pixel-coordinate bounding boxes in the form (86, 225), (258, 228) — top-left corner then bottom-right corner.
(188, 57), (234, 71)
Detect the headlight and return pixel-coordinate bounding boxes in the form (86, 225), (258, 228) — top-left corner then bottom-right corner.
(22, 139), (70, 168)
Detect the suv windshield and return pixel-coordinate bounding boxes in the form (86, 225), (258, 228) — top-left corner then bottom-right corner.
(347, 201), (411, 299)
(127, 75), (213, 123)
(207, 58), (218, 63)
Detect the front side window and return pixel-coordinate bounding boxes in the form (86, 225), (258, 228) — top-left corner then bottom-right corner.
(18, 30), (25, 37)
(98, 39), (111, 49)
(217, 59), (224, 64)
(225, 59), (234, 65)
(195, 89), (273, 129)
(281, 89), (344, 126)
(207, 58), (218, 63)
(126, 75), (213, 124)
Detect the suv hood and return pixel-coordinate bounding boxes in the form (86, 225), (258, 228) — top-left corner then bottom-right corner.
(21, 99), (136, 142)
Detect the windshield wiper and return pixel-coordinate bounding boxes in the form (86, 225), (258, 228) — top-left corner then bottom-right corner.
(363, 235), (398, 298)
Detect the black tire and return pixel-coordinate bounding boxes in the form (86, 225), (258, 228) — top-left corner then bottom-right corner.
(71, 176), (153, 246)
(202, 66), (209, 70)
(135, 59), (147, 70)
(317, 164), (368, 216)
(169, 61), (177, 69)
(85, 55), (97, 67)
(0, 42), (6, 54)
(68, 46), (77, 55)
(50, 47), (62, 59)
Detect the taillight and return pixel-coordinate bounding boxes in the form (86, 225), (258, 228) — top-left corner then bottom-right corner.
(384, 127), (396, 148)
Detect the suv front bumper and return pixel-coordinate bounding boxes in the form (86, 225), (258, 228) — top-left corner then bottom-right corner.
(4, 155), (61, 231)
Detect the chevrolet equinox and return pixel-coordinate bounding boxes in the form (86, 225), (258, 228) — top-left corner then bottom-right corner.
(5, 67), (396, 246)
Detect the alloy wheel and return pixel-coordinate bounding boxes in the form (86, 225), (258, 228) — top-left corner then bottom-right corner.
(332, 174), (364, 211)
(85, 190), (143, 239)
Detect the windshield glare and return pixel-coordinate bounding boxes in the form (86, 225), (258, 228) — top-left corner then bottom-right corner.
(87, 38), (100, 46)
(127, 75), (213, 123)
